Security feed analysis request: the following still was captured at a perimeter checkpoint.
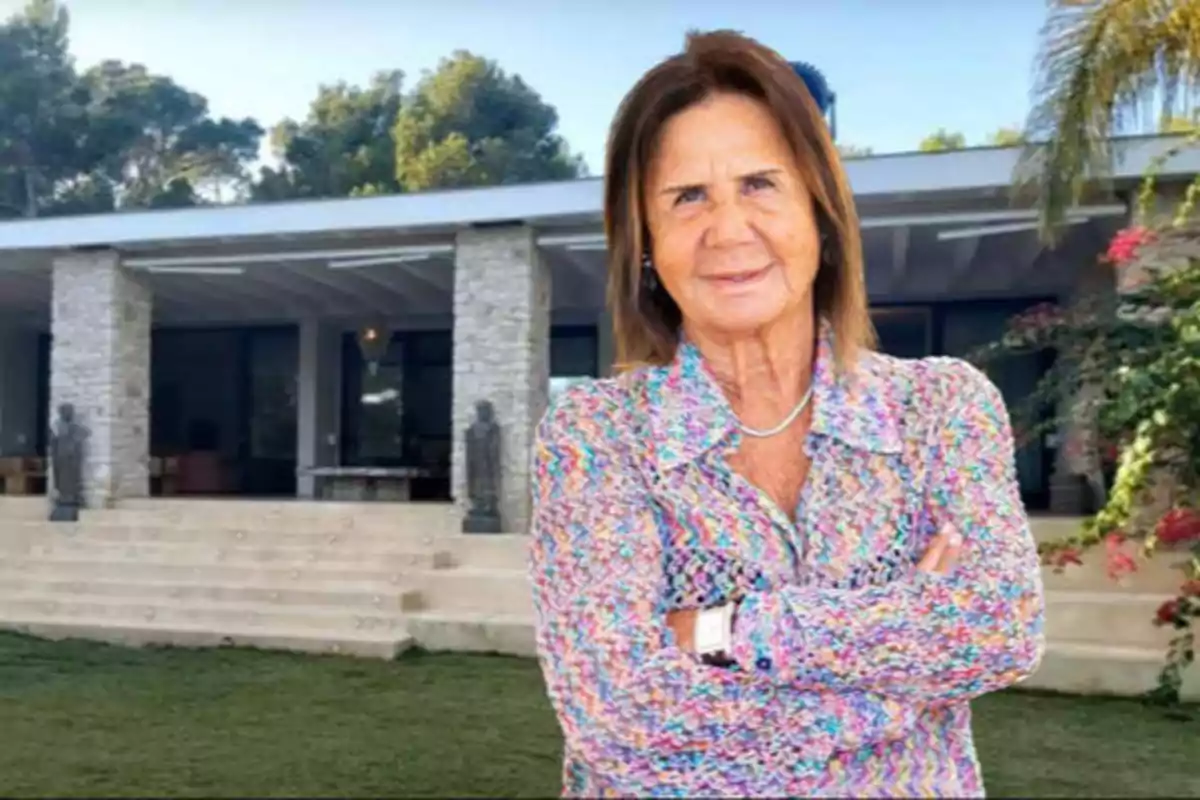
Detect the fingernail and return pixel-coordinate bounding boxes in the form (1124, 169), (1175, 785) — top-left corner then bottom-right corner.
(948, 532), (963, 547)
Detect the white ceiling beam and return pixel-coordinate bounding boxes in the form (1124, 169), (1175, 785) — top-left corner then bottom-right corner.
(864, 204), (1124, 231)
(328, 253), (437, 269)
(535, 204), (1127, 252)
(936, 217), (1087, 241)
(124, 243), (453, 269)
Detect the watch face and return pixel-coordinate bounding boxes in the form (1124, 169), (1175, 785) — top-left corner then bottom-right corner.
(694, 606), (729, 654)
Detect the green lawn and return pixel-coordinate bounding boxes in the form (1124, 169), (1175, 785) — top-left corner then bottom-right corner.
(0, 632), (1195, 798)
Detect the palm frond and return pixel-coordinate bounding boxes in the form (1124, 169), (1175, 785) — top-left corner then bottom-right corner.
(1020, 0), (1200, 243)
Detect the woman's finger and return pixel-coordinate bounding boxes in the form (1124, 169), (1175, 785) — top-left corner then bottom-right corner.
(916, 534), (947, 573)
(935, 532), (964, 575)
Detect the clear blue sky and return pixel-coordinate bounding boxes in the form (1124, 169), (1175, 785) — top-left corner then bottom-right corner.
(5, 0), (1048, 172)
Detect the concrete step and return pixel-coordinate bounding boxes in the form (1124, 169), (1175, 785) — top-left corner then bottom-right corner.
(1023, 641), (1200, 701)
(1041, 548), (1194, 596)
(0, 495), (44, 519)
(92, 499), (463, 535)
(0, 519), (458, 550)
(415, 567), (533, 617)
(0, 573), (424, 613)
(0, 555), (434, 589)
(1045, 590), (1176, 650)
(0, 534), (453, 571)
(0, 592), (410, 636)
(1, 615), (412, 659)
(406, 611), (537, 657)
(442, 534), (530, 570)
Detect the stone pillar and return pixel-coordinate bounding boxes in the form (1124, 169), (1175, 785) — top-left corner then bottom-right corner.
(0, 327), (40, 456)
(50, 250), (152, 508)
(1048, 245), (1117, 516)
(597, 306), (615, 377)
(452, 226), (551, 534)
(296, 319), (343, 499)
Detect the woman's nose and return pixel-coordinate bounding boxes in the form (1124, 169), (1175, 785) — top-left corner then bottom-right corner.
(704, 200), (757, 247)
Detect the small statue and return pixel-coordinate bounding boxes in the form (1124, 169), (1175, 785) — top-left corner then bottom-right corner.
(463, 399), (503, 534)
(48, 402), (87, 522)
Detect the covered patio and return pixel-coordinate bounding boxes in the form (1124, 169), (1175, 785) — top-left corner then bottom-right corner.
(0, 137), (1195, 531)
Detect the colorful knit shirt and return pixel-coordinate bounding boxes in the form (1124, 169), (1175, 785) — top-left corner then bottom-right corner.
(528, 328), (1046, 798)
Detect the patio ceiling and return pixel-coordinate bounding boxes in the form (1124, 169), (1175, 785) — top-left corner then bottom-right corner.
(0, 230), (607, 329)
(0, 197), (1128, 330)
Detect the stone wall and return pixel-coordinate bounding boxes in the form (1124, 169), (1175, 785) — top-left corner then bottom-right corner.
(49, 251), (152, 508)
(452, 227), (551, 535)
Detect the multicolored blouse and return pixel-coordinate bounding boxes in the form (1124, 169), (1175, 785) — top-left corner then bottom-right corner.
(528, 327), (1046, 798)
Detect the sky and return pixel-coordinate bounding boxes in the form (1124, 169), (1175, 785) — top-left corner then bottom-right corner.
(3, 0), (1049, 173)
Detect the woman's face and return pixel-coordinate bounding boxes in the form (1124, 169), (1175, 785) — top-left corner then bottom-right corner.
(644, 91), (821, 340)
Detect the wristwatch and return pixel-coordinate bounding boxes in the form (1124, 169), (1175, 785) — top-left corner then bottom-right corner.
(694, 603), (735, 667)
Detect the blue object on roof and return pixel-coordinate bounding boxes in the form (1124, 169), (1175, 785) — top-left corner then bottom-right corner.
(789, 61), (833, 115)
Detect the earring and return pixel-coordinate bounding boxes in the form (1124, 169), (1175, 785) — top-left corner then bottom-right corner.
(641, 249), (659, 292)
(820, 233), (835, 266)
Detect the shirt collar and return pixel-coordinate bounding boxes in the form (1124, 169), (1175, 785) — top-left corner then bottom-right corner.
(640, 320), (904, 473)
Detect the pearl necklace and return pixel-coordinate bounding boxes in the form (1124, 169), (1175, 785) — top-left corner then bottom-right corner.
(736, 385), (814, 439)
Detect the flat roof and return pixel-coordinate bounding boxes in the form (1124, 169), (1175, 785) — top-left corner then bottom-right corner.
(0, 135), (1194, 253)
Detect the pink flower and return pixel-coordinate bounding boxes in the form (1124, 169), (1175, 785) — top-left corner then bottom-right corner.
(1105, 226), (1156, 267)
(1103, 533), (1138, 580)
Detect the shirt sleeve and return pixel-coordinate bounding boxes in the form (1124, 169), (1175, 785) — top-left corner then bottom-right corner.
(728, 359), (1046, 703)
(529, 382), (920, 796)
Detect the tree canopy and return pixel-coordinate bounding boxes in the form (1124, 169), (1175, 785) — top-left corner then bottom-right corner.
(0, 0), (263, 217)
(1, 0), (586, 218)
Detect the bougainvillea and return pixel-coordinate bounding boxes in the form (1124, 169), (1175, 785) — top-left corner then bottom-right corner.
(972, 148), (1200, 705)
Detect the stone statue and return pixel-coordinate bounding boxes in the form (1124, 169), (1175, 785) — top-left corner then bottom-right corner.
(49, 402), (87, 522)
(463, 399), (502, 534)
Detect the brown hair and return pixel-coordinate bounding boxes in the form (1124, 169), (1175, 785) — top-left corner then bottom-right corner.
(604, 29), (875, 370)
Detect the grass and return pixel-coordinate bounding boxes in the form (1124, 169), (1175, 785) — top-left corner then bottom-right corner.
(0, 632), (1196, 798)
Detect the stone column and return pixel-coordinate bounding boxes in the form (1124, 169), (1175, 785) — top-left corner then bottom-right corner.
(296, 319), (343, 499)
(1047, 257), (1116, 515)
(452, 226), (551, 535)
(0, 327), (40, 456)
(50, 250), (152, 508)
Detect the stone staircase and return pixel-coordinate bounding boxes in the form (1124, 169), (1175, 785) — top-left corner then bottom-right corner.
(0, 496), (533, 659)
(0, 498), (1194, 699)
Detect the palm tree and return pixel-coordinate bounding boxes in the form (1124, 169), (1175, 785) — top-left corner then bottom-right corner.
(1023, 0), (1200, 240)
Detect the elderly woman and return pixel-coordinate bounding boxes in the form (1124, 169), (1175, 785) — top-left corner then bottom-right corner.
(528, 30), (1045, 798)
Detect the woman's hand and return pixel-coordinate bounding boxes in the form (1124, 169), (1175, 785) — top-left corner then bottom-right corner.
(665, 609), (698, 652)
(667, 532), (959, 653)
(917, 530), (962, 575)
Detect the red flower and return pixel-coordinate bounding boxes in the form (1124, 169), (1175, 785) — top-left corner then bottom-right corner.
(1104, 533), (1139, 580)
(1155, 599), (1182, 626)
(1047, 547), (1084, 573)
(1156, 508), (1200, 547)
(1105, 225), (1156, 266)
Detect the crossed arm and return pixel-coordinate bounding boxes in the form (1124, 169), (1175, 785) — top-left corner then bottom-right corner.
(723, 362), (1046, 701)
(528, 363), (1045, 794)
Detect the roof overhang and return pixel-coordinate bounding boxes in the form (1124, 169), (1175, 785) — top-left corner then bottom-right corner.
(0, 135), (1192, 254)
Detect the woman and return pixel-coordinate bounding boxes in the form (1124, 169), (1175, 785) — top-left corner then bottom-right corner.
(529, 30), (1045, 798)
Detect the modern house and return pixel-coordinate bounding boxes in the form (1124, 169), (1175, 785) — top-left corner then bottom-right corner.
(0, 137), (1195, 536)
(0, 137), (1197, 699)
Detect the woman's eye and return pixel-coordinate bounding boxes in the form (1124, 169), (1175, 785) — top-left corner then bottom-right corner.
(673, 186), (705, 206)
(744, 174), (775, 193)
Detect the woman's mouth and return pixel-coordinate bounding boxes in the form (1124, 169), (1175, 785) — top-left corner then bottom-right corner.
(706, 265), (772, 289)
